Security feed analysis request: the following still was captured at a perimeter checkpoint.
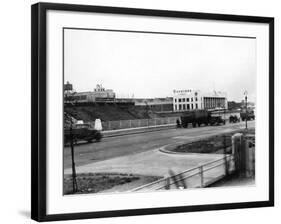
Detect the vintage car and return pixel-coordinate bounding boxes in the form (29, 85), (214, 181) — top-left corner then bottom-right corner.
(240, 110), (255, 121)
(64, 123), (102, 145)
(229, 115), (240, 123)
(209, 115), (226, 126)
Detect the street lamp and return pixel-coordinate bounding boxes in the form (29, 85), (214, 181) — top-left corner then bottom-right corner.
(244, 90), (248, 130)
(224, 101), (226, 124)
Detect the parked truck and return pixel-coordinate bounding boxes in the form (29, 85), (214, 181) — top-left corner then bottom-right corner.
(180, 110), (225, 128)
(229, 115), (240, 123)
(240, 109), (255, 121)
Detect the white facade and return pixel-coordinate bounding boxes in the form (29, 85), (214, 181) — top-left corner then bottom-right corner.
(173, 89), (227, 112)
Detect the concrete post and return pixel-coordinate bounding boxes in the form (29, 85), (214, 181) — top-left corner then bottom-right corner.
(245, 140), (255, 177)
(232, 133), (254, 177)
(240, 137), (247, 175)
(199, 166), (204, 187)
(165, 177), (170, 190)
(224, 154), (229, 176)
(232, 133), (243, 173)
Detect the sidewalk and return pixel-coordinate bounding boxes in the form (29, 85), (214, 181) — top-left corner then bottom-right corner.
(131, 154), (235, 191)
(208, 173), (255, 187)
(64, 149), (227, 192)
(102, 123), (176, 138)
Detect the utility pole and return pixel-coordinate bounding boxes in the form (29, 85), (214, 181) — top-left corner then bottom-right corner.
(65, 111), (78, 193)
(244, 91), (248, 130)
(64, 86), (78, 193)
(224, 106), (226, 124)
(70, 119), (78, 193)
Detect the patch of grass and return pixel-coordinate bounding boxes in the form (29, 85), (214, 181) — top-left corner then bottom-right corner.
(63, 172), (159, 194)
(173, 135), (232, 154)
(172, 129), (255, 154)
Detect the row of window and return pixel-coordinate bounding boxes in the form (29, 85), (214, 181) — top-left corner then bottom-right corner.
(203, 99), (226, 108)
(175, 97), (198, 103)
(175, 103), (198, 110)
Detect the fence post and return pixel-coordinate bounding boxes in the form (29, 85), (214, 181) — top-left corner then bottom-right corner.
(245, 139), (255, 178)
(165, 177), (170, 190)
(223, 135), (229, 176)
(199, 166), (204, 187)
(245, 140), (250, 177)
(108, 121), (111, 130)
(129, 119), (132, 128)
(224, 154), (229, 176)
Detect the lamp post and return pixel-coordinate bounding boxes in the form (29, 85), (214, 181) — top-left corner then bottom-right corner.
(224, 100), (226, 124)
(244, 91), (248, 130)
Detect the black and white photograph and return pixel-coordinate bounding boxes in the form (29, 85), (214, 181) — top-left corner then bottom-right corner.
(30, 2), (274, 221)
(63, 28), (257, 195)
(0, 0), (279, 223)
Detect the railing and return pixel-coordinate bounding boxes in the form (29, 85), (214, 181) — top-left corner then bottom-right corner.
(131, 154), (235, 192)
(100, 117), (179, 131)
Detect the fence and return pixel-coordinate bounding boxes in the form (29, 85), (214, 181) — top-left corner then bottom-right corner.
(131, 154), (235, 192)
(100, 117), (179, 131)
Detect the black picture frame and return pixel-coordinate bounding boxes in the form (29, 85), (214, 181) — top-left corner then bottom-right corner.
(31, 2), (274, 222)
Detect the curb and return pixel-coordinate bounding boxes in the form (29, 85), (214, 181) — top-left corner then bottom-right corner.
(102, 125), (176, 138)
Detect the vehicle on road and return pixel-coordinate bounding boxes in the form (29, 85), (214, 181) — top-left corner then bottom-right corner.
(229, 115), (240, 123)
(176, 119), (181, 128)
(240, 109), (255, 121)
(209, 115), (226, 126)
(64, 123), (102, 145)
(180, 110), (225, 128)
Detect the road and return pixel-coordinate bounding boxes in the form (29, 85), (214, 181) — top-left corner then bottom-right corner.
(64, 121), (255, 170)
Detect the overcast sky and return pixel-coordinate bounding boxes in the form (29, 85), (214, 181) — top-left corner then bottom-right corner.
(64, 29), (256, 102)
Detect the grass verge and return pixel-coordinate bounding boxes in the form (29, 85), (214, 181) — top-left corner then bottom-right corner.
(64, 172), (160, 194)
(172, 128), (255, 154)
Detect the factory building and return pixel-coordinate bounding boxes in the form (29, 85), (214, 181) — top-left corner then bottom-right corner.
(173, 89), (227, 112)
(64, 83), (116, 102)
